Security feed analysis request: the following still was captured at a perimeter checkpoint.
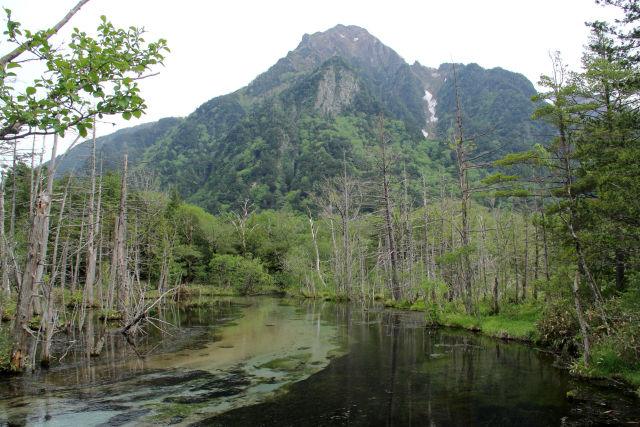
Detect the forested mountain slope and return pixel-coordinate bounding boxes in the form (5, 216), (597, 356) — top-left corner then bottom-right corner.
(55, 24), (549, 212)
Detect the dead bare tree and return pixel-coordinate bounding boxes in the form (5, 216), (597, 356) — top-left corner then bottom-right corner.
(451, 65), (474, 314)
(308, 210), (327, 289)
(0, 172), (9, 326)
(83, 118), (98, 307)
(227, 199), (256, 257)
(10, 132), (80, 370)
(378, 115), (400, 300)
(113, 155), (130, 324)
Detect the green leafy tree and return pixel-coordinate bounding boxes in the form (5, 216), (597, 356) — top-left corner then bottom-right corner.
(574, 28), (640, 291)
(0, 0), (168, 142)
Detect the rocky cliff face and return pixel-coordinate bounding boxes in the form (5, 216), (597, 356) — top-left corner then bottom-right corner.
(313, 64), (359, 116)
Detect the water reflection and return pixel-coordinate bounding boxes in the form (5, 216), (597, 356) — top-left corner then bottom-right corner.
(0, 297), (341, 425)
(207, 305), (640, 427)
(0, 297), (638, 426)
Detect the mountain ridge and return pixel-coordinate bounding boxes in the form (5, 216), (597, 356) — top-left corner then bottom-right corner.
(53, 24), (548, 212)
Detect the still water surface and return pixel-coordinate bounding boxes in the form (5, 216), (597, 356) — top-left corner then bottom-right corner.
(0, 297), (638, 426)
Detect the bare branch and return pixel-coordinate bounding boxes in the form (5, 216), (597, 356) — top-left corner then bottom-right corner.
(0, 0), (91, 68)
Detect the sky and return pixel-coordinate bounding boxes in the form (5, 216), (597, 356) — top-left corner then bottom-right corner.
(0, 0), (623, 157)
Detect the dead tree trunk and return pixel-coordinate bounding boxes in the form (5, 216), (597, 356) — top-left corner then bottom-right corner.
(10, 134), (61, 371)
(341, 152), (352, 297)
(0, 172), (9, 325)
(402, 162), (415, 297)
(308, 211), (327, 289)
(422, 175), (431, 281)
(378, 116), (400, 300)
(84, 119), (98, 306)
(452, 66), (473, 314)
(40, 178), (70, 366)
(493, 276), (500, 314)
(521, 210), (529, 301)
(572, 271), (591, 367)
(114, 156), (130, 324)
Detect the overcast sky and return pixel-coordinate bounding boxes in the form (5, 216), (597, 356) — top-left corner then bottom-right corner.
(0, 0), (623, 156)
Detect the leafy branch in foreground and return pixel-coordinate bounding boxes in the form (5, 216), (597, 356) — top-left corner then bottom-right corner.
(0, 1), (169, 143)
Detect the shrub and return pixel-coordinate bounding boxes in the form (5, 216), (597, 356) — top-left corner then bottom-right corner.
(536, 299), (579, 354)
(1, 299), (15, 321)
(0, 329), (12, 372)
(209, 254), (274, 295)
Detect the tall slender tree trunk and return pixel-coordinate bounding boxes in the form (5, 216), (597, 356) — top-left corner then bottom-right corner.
(84, 119), (98, 306)
(328, 210), (340, 293)
(342, 152), (351, 297)
(479, 215), (489, 300)
(71, 212), (84, 296)
(493, 276), (499, 314)
(572, 271), (591, 367)
(379, 116), (400, 300)
(402, 163), (415, 297)
(114, 156), (130, 324)
(541, 209), (551, 289)
(9, 143), (17, 243)
(11, 134), (60, 371)
(422, 175), (431, 281)
(512, 215), (520, 304)
(452, 66), (473, 314)
(521, 211), (529, 301)
(41, 178), (70, 366)
(308, 212), (327, 289)
(0, 172), (9, 324)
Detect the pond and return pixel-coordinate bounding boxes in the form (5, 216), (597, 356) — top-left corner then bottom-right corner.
(0, 297), (638, 426)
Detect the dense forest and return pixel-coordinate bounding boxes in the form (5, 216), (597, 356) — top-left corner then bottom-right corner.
(0, 0), (638, 400)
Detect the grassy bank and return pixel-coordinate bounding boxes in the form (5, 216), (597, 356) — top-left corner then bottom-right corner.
(437, 302), (540, 342)
(384, 298), (640, 394)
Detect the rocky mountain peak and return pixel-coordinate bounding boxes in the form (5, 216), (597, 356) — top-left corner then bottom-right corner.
(293, 24), (405, 73)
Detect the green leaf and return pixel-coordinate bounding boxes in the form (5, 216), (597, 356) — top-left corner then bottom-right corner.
(122, 111), (132, 120)
(132, 110), (141, 119)
(77, 124), (87, 138)
(26, 86), (36, 96)
(6, 62), (20, 69)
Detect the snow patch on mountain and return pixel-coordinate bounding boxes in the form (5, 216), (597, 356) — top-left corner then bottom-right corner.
(423, 90), (438, 123)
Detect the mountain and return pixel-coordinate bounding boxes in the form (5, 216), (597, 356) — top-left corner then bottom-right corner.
(245, 25), (427, 131)
(54, 24), (549, 212)
(55, 117), (182, 176)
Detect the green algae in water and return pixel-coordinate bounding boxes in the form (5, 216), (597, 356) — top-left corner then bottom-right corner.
(259, 353), (312, 372)
(136, 298), (342, 424)
(0, 297), (342, 426)
(147, 401), (209, 423)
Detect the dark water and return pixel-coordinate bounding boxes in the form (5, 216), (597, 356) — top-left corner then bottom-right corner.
(0, 297), (638, 426)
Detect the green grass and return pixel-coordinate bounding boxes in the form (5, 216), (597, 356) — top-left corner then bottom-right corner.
(1, 299), (15, 321)
(0, 328), (12, 372)
(480, 316), (537, 340)
(572, 345), (640, 390)
(438, 300), (541, 341)
(178, 284), (238, 298)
